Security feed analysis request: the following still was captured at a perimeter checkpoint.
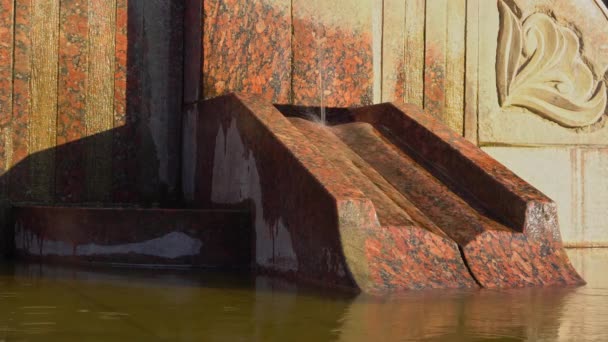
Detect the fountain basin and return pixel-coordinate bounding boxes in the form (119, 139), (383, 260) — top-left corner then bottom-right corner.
(184, 93), (584, 293)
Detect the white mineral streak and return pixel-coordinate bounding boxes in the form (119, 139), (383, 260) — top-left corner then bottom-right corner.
(211, 120), (298, 271)
(15, 223), (201, 259)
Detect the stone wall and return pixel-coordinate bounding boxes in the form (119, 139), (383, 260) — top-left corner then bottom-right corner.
(0, 0), (605, 246)
(472, 0), (608, 246)
(188, 0), (377, 107)
(191, 0), (608, 246)
(391, 0), (608, 246)
(0, 0), (184, 206)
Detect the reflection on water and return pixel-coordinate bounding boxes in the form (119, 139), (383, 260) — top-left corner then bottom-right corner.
(0, 249), (606, 341)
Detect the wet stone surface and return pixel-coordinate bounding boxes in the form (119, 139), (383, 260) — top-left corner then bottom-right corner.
(191, 95), (582, 292)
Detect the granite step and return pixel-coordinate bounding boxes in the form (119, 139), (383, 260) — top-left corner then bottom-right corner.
(12, 206), (251, 269)
(187, 93), (584, 293)
(289, 117), (478, 290)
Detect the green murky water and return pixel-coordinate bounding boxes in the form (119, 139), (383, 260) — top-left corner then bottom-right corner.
(0, 249), (606, 341)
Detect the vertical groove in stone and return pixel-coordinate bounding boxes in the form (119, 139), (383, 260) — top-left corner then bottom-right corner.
(182, 0), (202, 202)
(0, 0), (14, 202)
(112, 0), (128, 202)
(138, 0), (184, 202)
(404, 0), (425, 107)
(464, 0), (479, 143)
(86, 0), (116, 202)
(424, 0), (447, 120)
(183, 0), (202, 105)
(289, 0), (294, 104)
(168, 0), (185, 202)
(113, 0), (129, 131)
(445, 0), (466, 134)
(372, 0), (383, 104)
(381, 0), (405, 102)
(571, 148), (583, 243)
(112, 0), (143, 203)
(56, 0), (89, 202)
(477, 0), (499, 145)
(30, 0), (60, 203)
(136, 1), (162, 202)
(11, 0), (32, 202)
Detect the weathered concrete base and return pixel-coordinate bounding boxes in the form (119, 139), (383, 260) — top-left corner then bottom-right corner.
(13, 206), (251, 268)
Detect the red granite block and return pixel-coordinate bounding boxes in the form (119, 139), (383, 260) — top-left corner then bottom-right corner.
(191, 94), (479, 292)
(10, 0), (33, 202)
(352, 103), (552, 236)
(289, 117), (476, 291)
(0, 0), (14, 197)
(292, 8), (373, 107)
(188, 94), (582, 292)
(0, 0), (13, 125)
(112, 0), (142, 203)
(202, 0), (291, 103)
(113, 0), (129, 130)
(354, 225), (477, 292)
(194, 94), (368, 289)
(55, 0), (88, 203)
(14, 206), (251, 268)
(463, 230), (581, 288)
(349, 103), (584, 288)
(1, 0), (185, 206)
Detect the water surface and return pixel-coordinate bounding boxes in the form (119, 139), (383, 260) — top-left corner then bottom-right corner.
(0, 249), (606, 341)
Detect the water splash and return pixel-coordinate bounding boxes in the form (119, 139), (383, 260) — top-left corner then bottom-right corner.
(301, 108), (326, 126)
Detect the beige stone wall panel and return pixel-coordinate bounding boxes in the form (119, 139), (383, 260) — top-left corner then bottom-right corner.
(478, 0), (608, 145)
(484, 146), (608, 246)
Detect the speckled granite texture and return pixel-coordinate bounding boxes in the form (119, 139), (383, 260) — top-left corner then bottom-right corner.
(188, 93), (583, 293)
(197, 0), (373, 107)
(202, 0), (292, 103)
(0, 0), (185, 208)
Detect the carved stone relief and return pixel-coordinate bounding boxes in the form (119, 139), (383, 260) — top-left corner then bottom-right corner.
(497, 0), (607, 128)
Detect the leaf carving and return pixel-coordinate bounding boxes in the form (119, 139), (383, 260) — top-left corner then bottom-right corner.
(497, 0), (522, 104)
(496, 1), (607, 128)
